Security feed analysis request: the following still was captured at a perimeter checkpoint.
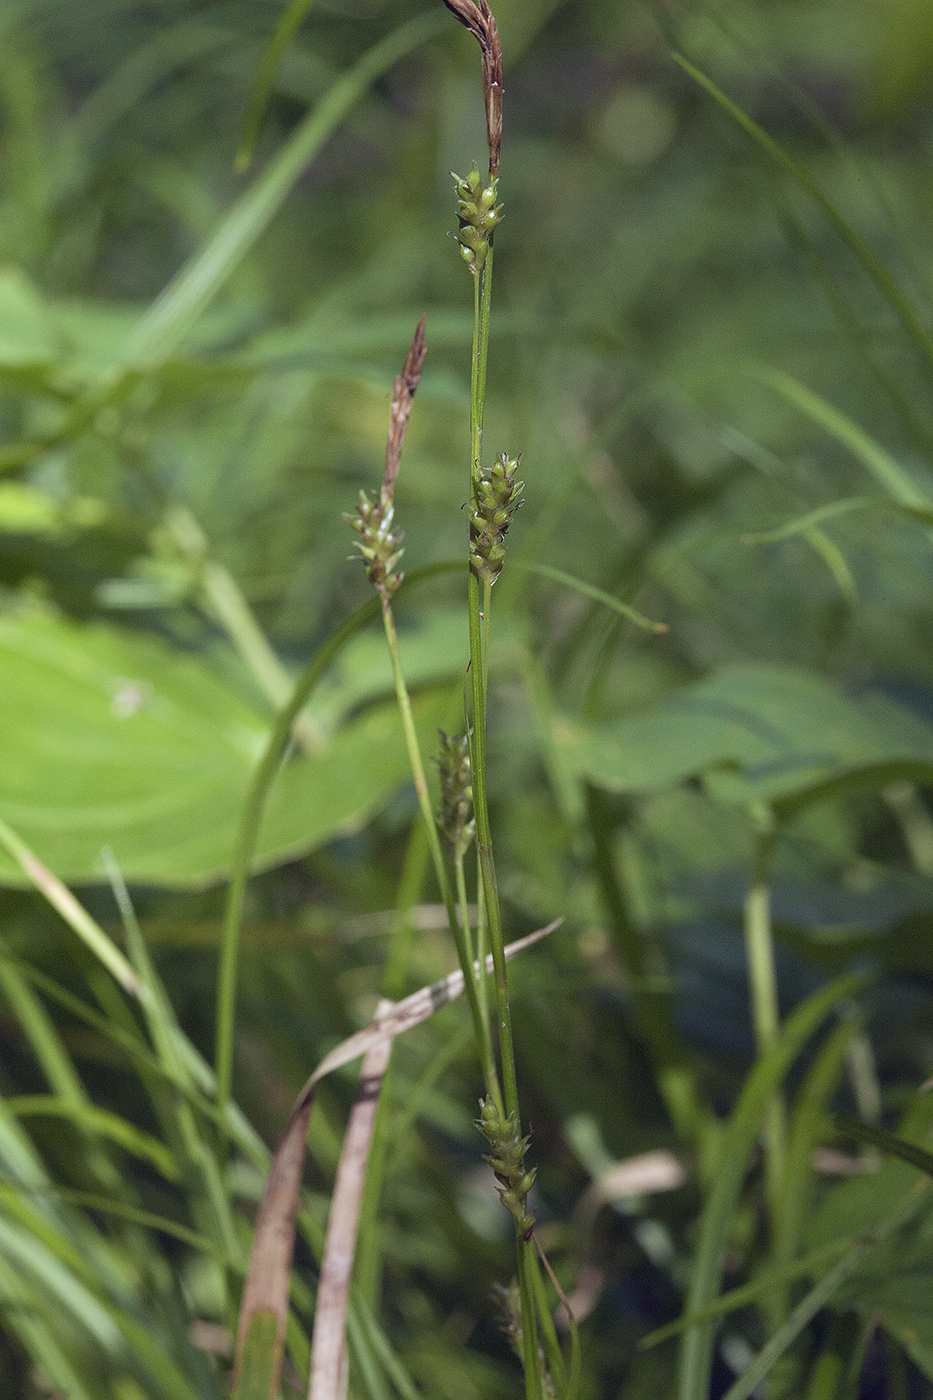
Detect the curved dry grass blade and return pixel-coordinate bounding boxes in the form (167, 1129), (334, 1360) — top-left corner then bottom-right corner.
(234, 922), (557, 1395)
(308, 1002), (394, 1400)
(302, 922), (557, 1097)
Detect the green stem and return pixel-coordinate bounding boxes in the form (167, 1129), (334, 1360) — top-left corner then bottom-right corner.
(516, 1228), (546, 1400)
(380, 598), (501, 1104)
(470, 249), (494, 475)
(744, 813), (788, 1233)
(468, 574), (517, 1118)
(465, 167), (549, 1396)
(214, 561), (460, 1139)
(456, 850), (492, 1045)
(529, 1242), (565, 1393)
(166, 504), (321, 750)
(215, 592), (380, 1132)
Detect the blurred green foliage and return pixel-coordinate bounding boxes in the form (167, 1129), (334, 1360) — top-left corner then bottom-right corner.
(3, 0), (933, 1395)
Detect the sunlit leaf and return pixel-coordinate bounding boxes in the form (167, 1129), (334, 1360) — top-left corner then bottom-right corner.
(0, 609), (456, 887)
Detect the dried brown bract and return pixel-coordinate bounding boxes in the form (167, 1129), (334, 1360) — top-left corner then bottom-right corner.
(442, 0), (503, 176)
(383, 313), (427, 505)
(346, 316), (427, 602)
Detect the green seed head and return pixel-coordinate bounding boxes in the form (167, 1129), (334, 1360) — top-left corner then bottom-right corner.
(436, 731), (475, 857)
(452, 163), (503, 276)
(477, 1096), (536, 1233)
(344, 490), (404, 600)
(469, 453), (524, 586)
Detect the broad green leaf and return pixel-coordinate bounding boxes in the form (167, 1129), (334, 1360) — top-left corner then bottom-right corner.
(0, 267), (63, 367)
(0, 609), (455, 887)
(563, 664), (933, 809)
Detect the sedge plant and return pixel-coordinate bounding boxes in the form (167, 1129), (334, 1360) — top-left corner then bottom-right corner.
(342, 4), (577, 1395)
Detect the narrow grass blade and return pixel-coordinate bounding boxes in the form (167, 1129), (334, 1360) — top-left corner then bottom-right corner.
(752, 365), (933, 512)
(4, 1098), (179, 1180)
(237, 0), (318, 171)
(641, 1240), (849, 1347)
(719, 1178), (931, 1400)
(0, 959), (86, 1103)
(518, 560), (668, 632)
(677, 973), (864, 1400)
(675, 54), (933, 371)
(744, 498), (862, 599)
(743, 497), (871, 544)
(349, 1291), (421, 1400)
(102, 850), (243, 1272)
(803, 526), (858, 603)
(833, 1115), (933, 1175)
(124, 10), (445, 366)
(776, 1018), (856, 1272)
(0, 1184), (216, 1255)
(0, 819), (140, 997)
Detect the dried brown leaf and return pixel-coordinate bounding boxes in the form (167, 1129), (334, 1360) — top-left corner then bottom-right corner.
(234, 921), (558, 1392)
(307, 1001), (394, 1400)
(233, 1093), (315, 1393)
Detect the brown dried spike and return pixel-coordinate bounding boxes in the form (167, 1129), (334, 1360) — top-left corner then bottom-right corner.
(382, 313), (427, 506)
(442, 0), (503, 176)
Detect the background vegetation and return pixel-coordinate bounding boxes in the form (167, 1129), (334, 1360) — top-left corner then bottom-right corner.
(3, 0), (933, 1395)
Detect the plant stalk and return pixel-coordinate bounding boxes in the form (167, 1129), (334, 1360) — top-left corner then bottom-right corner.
(744, 815), (788, 1230)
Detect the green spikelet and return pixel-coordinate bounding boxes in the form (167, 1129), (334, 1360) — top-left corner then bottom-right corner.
(344, 491), (404, 601)
(452, 163), (503, 275)
(478, 1095), (536, 1240)
(436, 731), (476, 858)
(469, 452), (523, 586)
